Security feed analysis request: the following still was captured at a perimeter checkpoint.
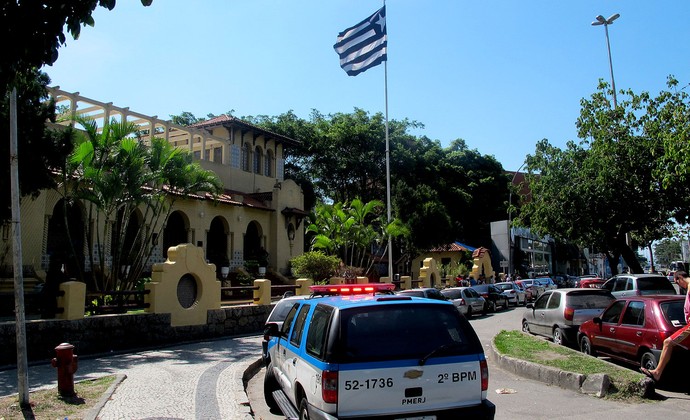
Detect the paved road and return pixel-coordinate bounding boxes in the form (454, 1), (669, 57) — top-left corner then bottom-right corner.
(247, 304), (690, 420)
(1, 335), (262, 419)
(2, 299), (689, 419)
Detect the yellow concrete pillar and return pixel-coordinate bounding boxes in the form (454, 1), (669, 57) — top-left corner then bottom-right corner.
(401, 276), (412, 290)
(329, 277), (346, 285)
(57, 281), (86, 320)
(253, 279), (271, 305)
(356, 276), (368, 284)
(380, 276), (390, 283)
(145, 244), (221, 327)
(420, 267), (430, 288)
(295, 278), (313, 296)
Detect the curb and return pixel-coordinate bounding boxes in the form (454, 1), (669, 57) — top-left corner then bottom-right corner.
(83, 373), (127, 420)
(487, 334), (609, 397)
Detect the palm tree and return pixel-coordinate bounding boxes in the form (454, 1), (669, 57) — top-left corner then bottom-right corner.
(63, 116), (222, 291)
(307, 198), (408, 275)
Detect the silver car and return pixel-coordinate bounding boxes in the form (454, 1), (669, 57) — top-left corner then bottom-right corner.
(495, 282), (527, 306)
(521, 288), (615, 346)
(440, 287), (486, 318)
(601, 274), (677, 298)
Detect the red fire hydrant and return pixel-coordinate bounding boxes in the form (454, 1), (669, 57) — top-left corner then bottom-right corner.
(51, 342), (78, 398)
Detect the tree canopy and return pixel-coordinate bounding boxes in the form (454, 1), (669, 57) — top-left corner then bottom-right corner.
(1, 0), (152, 92)
(518, 78), (690, 274)
(1, 0), (153, 222)
(245, 109), (508, 256)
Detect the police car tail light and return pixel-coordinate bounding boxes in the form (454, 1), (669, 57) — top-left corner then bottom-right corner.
(564, 307), (574, 321)
(310, 283), (395, 295)
(480, 359), (489, 392)
(322, 370), (338, 403)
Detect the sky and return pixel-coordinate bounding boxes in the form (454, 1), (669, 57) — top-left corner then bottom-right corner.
(43, 0), (690, 172)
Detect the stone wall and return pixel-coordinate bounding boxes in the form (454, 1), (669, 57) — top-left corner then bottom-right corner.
(0, 304), (272, 366)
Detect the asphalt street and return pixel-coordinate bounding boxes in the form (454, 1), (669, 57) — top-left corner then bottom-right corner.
(1, 297), (689, 419)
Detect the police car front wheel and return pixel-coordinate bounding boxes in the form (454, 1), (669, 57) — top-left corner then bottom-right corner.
(263, 363), (280, 411)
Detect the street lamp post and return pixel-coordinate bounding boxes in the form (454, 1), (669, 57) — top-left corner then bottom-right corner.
(591, 13), (620, 108)
(508, 162), (527, 277)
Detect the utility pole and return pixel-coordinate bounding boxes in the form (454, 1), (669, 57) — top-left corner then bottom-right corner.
(10, 87), (30, 406)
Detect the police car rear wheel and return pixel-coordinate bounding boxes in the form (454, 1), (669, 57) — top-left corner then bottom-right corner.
(263, 363), (280, 411)
(299, 397), (310, 420)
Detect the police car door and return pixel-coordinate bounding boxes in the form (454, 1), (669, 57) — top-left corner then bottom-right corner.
(273, 302), (300, 391)
(281, 303), (311, 406)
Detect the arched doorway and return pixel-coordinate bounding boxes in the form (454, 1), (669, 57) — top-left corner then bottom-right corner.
(243, 221), (263, 262)
(207, 216), (229, 278)
(163, 211), (188, 259)
(46, 199), (84, 279)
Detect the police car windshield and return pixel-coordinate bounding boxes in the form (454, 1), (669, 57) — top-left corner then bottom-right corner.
(333, 304), (481, 363)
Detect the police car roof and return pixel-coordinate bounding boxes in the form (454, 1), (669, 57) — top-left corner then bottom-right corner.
(304, 293), (454, 310)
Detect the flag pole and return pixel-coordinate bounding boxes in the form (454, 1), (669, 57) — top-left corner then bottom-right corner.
(383, 3), (393, 280)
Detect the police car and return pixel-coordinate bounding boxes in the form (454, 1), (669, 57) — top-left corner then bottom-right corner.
(263, 283), (495, 419)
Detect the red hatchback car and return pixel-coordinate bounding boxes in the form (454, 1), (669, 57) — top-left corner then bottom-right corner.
(577, 295), (687, 371)
(576, 277), (605, 289)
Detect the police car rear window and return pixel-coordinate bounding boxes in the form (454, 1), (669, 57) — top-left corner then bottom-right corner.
(333, 303), (481, 363)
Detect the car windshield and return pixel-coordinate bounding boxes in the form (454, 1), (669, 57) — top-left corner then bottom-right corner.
(267, 298), (301, 323)
(637, 277), (677, 294)
(440, 289), (462, 299)
(334, 304), (481, 363)
(472, 285), (489, 293)
(399, 290), (424, 298)
(661, 300), (687, 327)
(565, 291), (615, 309)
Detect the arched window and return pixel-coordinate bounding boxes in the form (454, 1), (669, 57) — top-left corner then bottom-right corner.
(264, 149), (274, 177)
(253, 146), (262, 174)
(241, 142), (250, 171)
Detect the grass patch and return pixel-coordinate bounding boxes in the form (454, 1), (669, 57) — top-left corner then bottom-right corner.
(494, 330), (647, 401)
(0, 375), (116, 419)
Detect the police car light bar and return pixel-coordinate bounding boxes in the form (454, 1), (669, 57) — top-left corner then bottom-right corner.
(310, 283), (396, 295)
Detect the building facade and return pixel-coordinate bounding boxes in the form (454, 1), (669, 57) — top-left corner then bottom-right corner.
(0, 88), (306, 287)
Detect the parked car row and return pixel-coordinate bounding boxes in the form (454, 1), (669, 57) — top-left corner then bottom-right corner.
(521, 273), (685, 375)
(401, 284), (511, 316)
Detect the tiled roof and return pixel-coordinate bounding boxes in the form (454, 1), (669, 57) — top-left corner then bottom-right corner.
(190, 115), (300, 146)
(428, 242), (476, 253)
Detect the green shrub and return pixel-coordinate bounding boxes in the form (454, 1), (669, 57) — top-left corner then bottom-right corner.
(290, 251), (340, 284)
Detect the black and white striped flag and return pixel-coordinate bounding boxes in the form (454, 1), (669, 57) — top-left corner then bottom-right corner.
(333, 6), (387, 76)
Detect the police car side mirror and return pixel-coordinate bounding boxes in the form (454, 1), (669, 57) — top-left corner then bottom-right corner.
(264, 322), (281, 338)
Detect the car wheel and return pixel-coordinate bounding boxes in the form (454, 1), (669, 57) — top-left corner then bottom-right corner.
(580, 336), (596, 356)
(489, 300), (497, 313)
(466, 306), (473, 319)
(521, 319), (531, 334)
(263, 363), (280, 411)
(299, 397), (310, 420)
(640, 351), (658, 371)
(552, 327), (565, 346)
